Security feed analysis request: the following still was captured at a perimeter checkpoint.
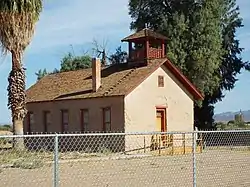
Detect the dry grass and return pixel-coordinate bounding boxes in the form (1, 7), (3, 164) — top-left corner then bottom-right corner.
(0, 131), (13, 149)
(0, 149), (53, 169)
(0, 149), (112, 168)
(0, 131), (12, 135)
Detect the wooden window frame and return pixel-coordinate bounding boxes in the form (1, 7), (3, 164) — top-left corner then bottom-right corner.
(102, 107), (111, 132)
(27, 111), (34, 133)
(61, 109), (69, 132)
(158, 75), (164, 87)
(43, 111), (51, 133)
(80, 109), (89, 132)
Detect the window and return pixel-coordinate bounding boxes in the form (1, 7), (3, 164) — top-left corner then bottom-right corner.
(103, 107), (111, 132)
(61, 110), (69, 132)
(27, 112), (34, 133)
(158, 75), (164, 87)
(43, 111), (51, 132)
(80, 109), (89, 132)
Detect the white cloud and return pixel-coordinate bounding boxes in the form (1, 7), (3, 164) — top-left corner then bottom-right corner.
(26, 0), (132, 54)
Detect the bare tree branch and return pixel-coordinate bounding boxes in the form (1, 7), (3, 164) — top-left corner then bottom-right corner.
(91, 38), (111, 66)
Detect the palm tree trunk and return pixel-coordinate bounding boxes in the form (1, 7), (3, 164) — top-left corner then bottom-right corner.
(8, 50), (27, 150)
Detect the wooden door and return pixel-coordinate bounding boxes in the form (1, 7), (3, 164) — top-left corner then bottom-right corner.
(156, 111), (163, 132)
(156, 109), (166, 132)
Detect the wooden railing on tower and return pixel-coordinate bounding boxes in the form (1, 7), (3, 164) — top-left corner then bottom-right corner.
(148, 48), (163, 58)
(130, 47), (164, 61)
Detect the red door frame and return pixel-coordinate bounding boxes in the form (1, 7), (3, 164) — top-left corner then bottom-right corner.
(156, 106), (167, 132)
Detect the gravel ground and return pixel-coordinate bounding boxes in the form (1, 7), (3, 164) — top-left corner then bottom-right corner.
(0, 149), (250, 187)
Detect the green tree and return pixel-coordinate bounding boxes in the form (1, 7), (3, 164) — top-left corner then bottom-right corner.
(236, 121), (246, 128)
(35, 52), (92, 81)
(109, 46), (128, 64)
(215, 122), (226, 130)
(128, 0), (249, 129)
(60, 52), (92, 72)
(92, 39), (128, 66)
(36, 46), (128, 80)
(0, 0), (43, 148)
(35, 68), (49, 81)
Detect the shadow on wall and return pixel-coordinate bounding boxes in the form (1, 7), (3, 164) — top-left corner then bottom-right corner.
(24, 135), (126, 153)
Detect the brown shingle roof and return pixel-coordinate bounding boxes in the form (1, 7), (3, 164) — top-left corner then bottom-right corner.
(26, 58), (203, 103)
(26, 59), (164, 103)
(121, 28), (168, 42)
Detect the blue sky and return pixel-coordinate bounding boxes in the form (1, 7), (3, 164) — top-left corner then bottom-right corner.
(0, 0), (249, 124)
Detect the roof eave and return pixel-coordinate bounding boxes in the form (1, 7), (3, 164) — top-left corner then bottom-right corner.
(192, 91), (204, 100)
(164, 59), (204, 101)
(124, 59), (167, 97)
(121, 36), (145, 42)
(26, 94), (125, 104)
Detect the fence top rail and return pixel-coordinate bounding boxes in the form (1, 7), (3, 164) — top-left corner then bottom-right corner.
(0, 131), (189, 138)
(1, 129), (250, 138)
(197, 130), (250, 133)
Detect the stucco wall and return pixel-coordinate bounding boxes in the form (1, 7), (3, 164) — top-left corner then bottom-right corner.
(24, 96), (125, 152)
(24, 96), (125, 133)
(124, 65), (194, 151)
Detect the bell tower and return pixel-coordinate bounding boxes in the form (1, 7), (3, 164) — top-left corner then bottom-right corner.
(121, 28), (168, 65)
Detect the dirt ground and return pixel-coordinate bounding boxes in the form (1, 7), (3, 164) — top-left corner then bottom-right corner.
(0, 149), (250, 187)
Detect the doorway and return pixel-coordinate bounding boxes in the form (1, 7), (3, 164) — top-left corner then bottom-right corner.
(156, 108), (166, 132)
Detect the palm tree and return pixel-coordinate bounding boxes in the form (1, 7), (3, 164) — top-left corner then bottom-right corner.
(0, 0), (43, 149)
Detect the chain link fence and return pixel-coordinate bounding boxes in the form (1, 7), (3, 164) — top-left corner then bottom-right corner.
(0, 134), (55, 187)
(0, 130), (250, 187)
(197, 131), (250, 187)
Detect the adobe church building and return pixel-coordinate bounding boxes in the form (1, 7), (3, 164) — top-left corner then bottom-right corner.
(24, 28), (203, 152)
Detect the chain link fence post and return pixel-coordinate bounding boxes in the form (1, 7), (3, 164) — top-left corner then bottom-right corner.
(192, 131), (197, 187)
(54, 134), (59, 187)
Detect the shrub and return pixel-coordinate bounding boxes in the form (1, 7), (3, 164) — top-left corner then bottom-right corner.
(12, 158), (43, 169)
(0, 124), (12, 131)
(97, 146), (112, 155)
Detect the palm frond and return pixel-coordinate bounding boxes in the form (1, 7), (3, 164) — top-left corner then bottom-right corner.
(0, 0), (43, 55)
